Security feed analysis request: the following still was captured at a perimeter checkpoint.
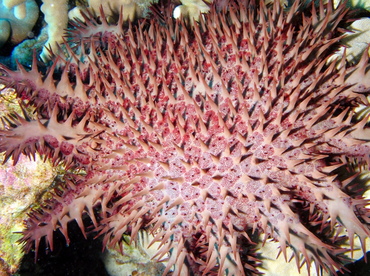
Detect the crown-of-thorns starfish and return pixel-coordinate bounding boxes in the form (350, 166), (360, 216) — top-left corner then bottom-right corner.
(1, 0), (370, 275)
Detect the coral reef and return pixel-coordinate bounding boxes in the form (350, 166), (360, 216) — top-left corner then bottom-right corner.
(336, 17), (370, 63)
(173, 0), (211, 20)
(43, 0), (157, 61)
(2, 0), (30, 19)
(1, 0), (370, 275)
(68, 0), (157, 22)
(0, 154), (54, 274)
(0, 0), (38, 48)
(102, 230), (167, 275)
(0, 86), (55, 274)
(39, 0), (69, 62)
(0, 0), (158, 64)
(331, 0), (370, 64)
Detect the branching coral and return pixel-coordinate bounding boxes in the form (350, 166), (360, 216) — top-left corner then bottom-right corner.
(1, 0), (370, 275)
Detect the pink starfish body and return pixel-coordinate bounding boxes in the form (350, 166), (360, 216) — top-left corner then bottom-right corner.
(1, 1), (370, 275)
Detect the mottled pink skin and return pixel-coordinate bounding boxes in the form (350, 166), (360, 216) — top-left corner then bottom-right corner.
(1, 1), (370, 275)
(60, 141), (73, 155)
(43, 135), (59, 148)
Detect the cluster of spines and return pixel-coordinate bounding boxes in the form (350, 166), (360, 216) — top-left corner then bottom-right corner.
(0, 0), (370, 275)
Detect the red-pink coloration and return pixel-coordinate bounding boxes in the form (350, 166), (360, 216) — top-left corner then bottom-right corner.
(1, 0), (370, 275)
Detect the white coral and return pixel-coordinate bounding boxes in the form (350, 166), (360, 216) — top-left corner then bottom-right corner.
(40, 0), (69, 62)
(173, 0), (211, 21)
